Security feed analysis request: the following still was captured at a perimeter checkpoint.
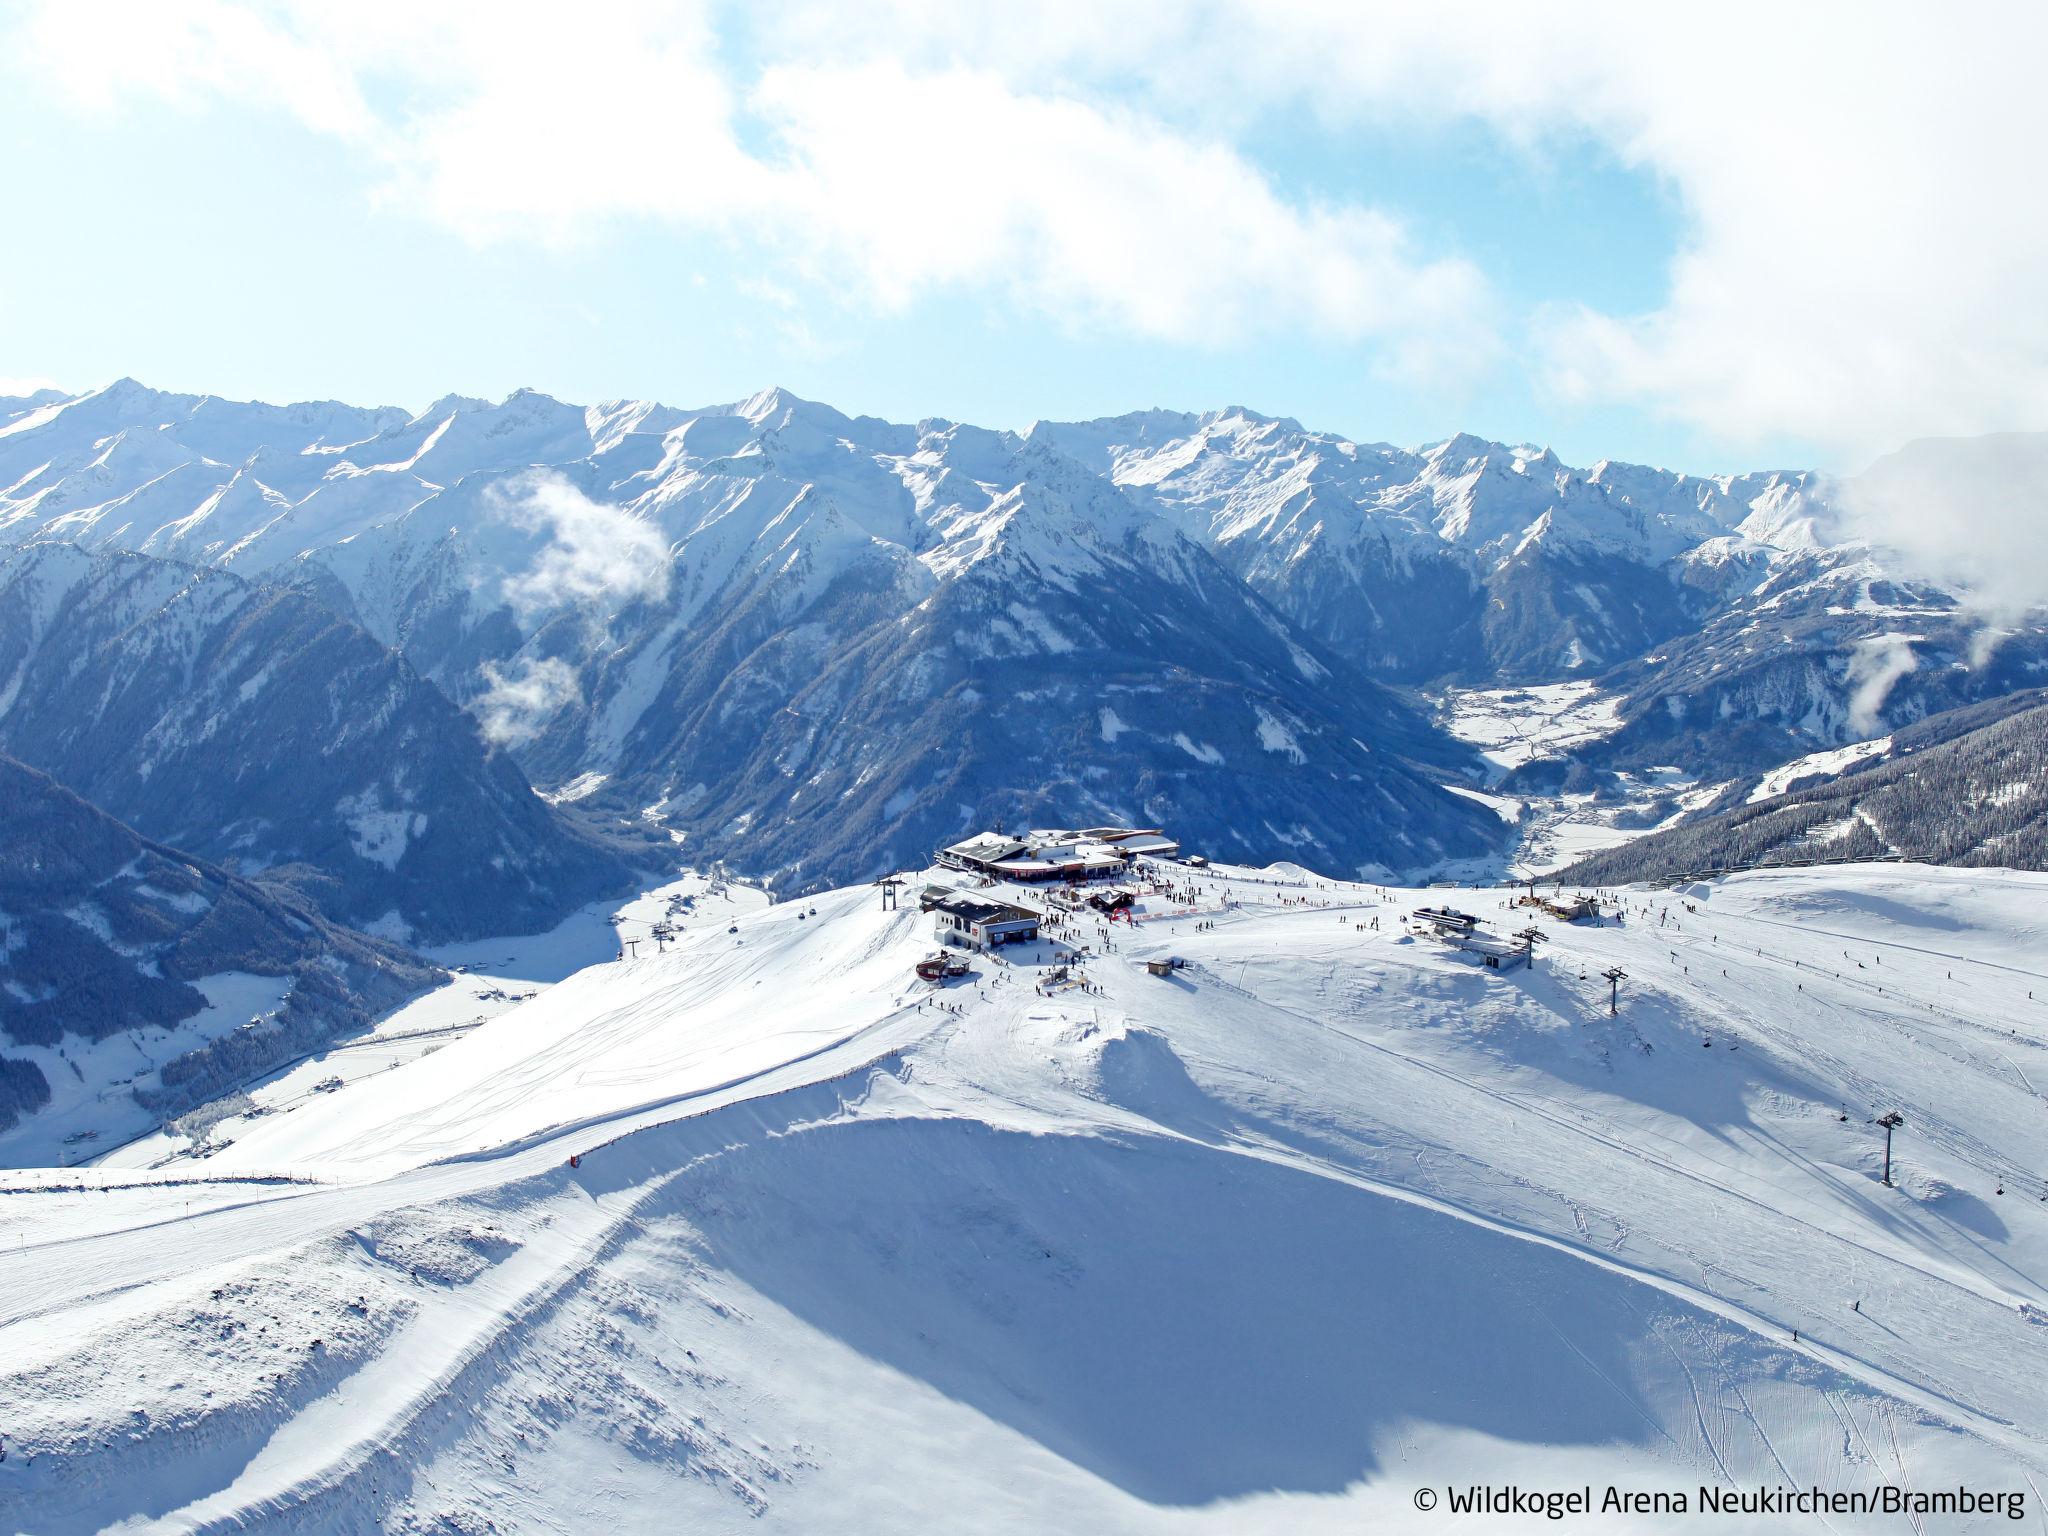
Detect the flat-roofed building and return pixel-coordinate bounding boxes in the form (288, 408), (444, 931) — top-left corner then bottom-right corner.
(932, 893), (1042, 948)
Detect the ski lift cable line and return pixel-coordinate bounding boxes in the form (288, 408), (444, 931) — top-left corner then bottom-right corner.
(1658, 913), (2047, 1055)
(1685, 907), (2048, 985)
(1669, 943), (2046, 1198)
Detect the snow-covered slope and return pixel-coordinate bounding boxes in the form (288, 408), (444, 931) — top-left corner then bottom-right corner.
(5, 857), (2046, 1530)
(1040, 407), (1827, 680)
(0, 753), (439, 1161)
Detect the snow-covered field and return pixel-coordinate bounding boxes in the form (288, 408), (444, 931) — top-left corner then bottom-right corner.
(5, 859), (2048, 1531)
(1747, 737), (1895, 804)
(1437, 680), (1627, 774)
(1435, 684), (1717, 876)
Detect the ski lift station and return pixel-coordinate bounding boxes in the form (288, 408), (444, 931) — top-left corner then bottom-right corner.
(930, 893), (1042, 949)
(1409, 905), (1479, 937)
(1515, 891), (1601, 922)
(1446, 932), (1534, 971)
(922, 823), (1198, 950)
(1408, 903), (1532, 970)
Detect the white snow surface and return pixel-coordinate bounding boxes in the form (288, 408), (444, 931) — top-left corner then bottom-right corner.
(5, 859), (2048, 1531)
(1438, 680), (1626, 774)
(1748, 736), (1895, 803)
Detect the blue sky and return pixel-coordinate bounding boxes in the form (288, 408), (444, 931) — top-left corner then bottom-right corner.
(3, 3), (2042, 478)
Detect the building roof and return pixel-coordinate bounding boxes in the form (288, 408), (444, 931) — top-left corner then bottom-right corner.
(1412, 906), (1477, 926)
(934, 894), (1039, 925)
(992, 850), (1123, 875)
(1452, 933), (1530, 958)
(1115, 834), (1180, 855)
(944, 833), (1030, 864)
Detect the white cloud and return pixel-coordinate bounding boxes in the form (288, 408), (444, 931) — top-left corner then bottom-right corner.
(730, 1), (2048, 463)
(1834, 434), (2048, 622)
(491, 470), (672, 618)
(471, 655), (581, 747)
(1845, 634), (1919, 736)
(10, 0), (1498, 389)
(19, 1), (2048, 464)
(20, 0), (379, 139)
(0, 375), (64, 398)
(748, 62), (1496, 373)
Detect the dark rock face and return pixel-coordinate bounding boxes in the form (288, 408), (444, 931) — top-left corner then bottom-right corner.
(633, 481), (1498, 885)
(0, 753), (441, 1137)
(0, 543), (630, 942)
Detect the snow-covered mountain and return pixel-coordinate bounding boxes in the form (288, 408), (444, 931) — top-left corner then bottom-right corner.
(1038, 408), (1825, 679)
(1060, 410), (2048, 776)
(0, 752), (439, 1157)
(0, 542), (631, 941)
(6, 854), (2045, 1527)
(5, 381), (1516, 884)
(6, 378), (2046, 885)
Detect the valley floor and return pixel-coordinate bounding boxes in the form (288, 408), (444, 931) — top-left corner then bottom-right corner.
(1434, 682), (1727, 877)
(4, 860), (2048, 1531)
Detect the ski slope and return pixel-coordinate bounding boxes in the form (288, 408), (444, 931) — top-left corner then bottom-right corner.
(4, 860), (2048, 1531)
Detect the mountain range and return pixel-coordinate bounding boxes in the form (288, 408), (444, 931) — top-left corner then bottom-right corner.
(4, 377), (2045, 898)
(0, 539), (632, 944)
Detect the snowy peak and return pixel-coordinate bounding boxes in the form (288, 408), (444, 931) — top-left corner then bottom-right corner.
(919, 434), (1176, 587)
(414, 392), (495, 424)
(1424, 429), (1498, 468)
(736, 383), (833, 430)
(586, 397), (690, 455)
(1731, 476), (1840, 552)
(1023, 407), (1204, 473)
